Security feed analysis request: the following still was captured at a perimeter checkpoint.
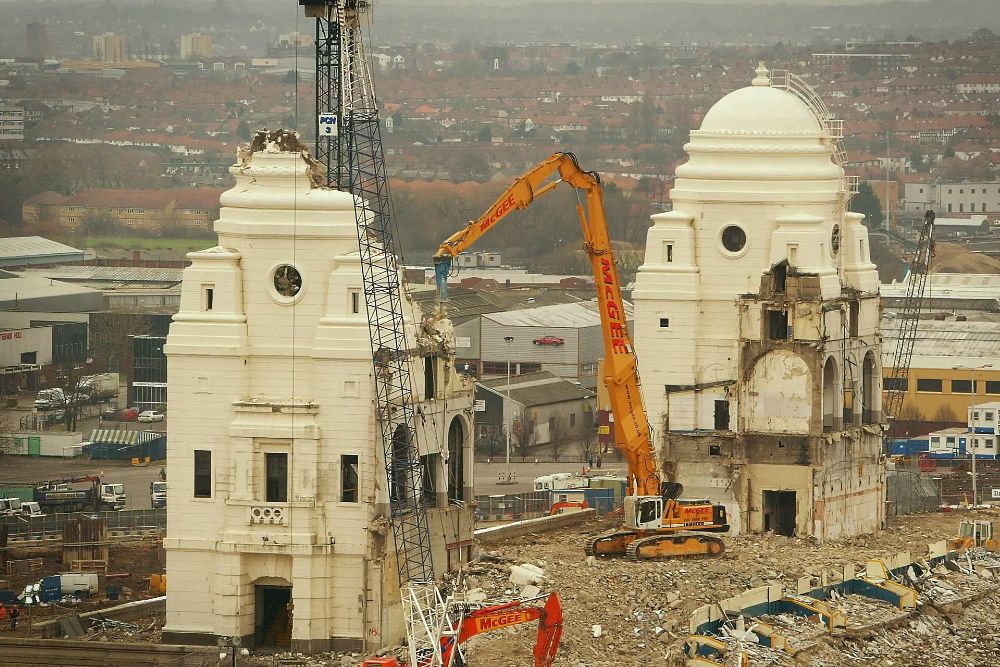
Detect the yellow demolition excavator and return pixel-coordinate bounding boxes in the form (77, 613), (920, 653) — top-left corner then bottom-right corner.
(433, 152), (728, 560)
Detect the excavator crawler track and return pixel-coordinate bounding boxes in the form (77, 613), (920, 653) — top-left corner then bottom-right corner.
(625, 533), (725, 560)
(584, 531), (636, 557)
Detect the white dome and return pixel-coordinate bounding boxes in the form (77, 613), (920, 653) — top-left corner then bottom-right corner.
(699, 79), (821, 135)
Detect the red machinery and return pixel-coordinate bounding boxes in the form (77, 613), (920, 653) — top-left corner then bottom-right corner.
(362, 593), (563, 667)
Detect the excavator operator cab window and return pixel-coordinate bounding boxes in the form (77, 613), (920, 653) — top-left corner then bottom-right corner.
(637, 498), (662, 527)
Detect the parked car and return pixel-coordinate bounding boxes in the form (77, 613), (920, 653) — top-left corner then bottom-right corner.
(104, 407), (139, 422)
(138, 410), (164, 423)
(533, 335), (565, 346)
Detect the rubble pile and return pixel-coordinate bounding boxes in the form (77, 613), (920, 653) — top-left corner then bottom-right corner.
(465, 511), (1000, 666)
(809, 594), (1000, 667)
(755, 613), (827, 650)
(85, 614), (164, 643)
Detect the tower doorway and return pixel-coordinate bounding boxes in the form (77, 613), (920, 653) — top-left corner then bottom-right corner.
(255, 585), (292, 649)
(761, 490), (796, 536)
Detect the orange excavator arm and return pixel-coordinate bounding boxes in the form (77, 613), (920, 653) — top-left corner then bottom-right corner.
(432, 152), (662, 497)
(453, 593), (563, 667)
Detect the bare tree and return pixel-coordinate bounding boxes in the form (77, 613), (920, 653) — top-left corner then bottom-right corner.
(548, 413), (570, 462)
(0, 415), (17, 455)
(933, 403), (960, 423)
(897, 402), (925, 423)
(90, 313), (151, 372)
(511, 409), (536, 458)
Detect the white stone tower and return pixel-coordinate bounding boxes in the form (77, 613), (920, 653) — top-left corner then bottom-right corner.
(632, 65), (884, 540)
(162, 133), (474, 652)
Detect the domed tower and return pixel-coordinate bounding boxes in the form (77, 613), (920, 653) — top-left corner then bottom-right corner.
(632, 65), (883, 541)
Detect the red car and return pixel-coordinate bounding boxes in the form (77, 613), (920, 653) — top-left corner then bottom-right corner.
(533, 336), (564, 346)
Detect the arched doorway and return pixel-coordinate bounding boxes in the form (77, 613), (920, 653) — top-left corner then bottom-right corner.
(253, 579), (292, 649)
(448, 417), (464, 503)
(862, 351), (878, 424)
(822, 357), (838, 432)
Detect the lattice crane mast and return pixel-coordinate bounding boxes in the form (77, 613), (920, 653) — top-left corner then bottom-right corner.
(298, 3), (452, 665)
(883, 210), (936, 448)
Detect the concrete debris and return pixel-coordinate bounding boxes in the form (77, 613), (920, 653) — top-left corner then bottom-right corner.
(463, 511), (1000, 667)
(509, 563), (545, 587)
(591, 624), (602, 638)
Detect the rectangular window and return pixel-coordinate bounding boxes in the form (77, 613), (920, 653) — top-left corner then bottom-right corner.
(973, 411), (980, 420)
(424, 355), (436, 398)
(714, 399), (730, 430)
(664, 242), (673, 263)
(988, 381), (1000, 395)
(659, 317), (670, 328)
(194, 450), (212, 498)
(951, 379), (974, 394)
(987, 438), (995, 449)
(569, 413), (576, 427)
(766, 309), (789, 340)
(916, 378), (943, 392)
(341, 454), (359, 502)
(350, 290), (360, 314)
(265, 452), (288, 503)
(203, 286), (214, 311)
(986, 412), (995, 422)
(948, 203), (953, 212)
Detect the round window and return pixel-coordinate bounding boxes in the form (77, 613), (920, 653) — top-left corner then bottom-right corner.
(273, 264), (302, 298)
(831, 224), (841, 256)
(721, 225), (747, 254)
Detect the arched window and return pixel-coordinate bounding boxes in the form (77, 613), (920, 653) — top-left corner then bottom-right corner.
(448, 417), (465, 503)
(822, 357), (838, 433)
(862, 351), (878, 424)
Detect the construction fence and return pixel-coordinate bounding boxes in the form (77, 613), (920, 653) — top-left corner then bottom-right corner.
(0, 509), (165, 542)
(475, 489), (618, 522)
(886, 462), (941, 517)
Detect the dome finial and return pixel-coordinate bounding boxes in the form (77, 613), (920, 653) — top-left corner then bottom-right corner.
(752, 61), (771, 86)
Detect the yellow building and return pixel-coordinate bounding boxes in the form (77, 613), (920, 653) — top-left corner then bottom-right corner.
(23, 189), (222, 234)
(93, 33), (127, 63)
(180, 33), (213, 60)
(883, 319), (1000, 422)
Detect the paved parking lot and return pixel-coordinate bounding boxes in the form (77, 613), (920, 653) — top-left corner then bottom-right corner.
(2, 394), (166, 510)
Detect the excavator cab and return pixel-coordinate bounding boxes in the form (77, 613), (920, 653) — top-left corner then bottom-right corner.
(627, 496), (664, 530)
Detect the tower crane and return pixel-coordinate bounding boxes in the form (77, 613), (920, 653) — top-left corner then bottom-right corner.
(882, 210), (935, 450)
(299, 1), (448, 664)
(433, 152), (728, 560)
(299, 4), (564, 666)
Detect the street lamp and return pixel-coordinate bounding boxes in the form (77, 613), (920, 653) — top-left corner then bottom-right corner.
(953, 363), (993, 508)
(503, 336), (515, 484)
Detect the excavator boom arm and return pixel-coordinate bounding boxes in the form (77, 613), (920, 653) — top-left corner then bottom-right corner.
(452, 593), (564, 667)
(433, 152), (662, 497)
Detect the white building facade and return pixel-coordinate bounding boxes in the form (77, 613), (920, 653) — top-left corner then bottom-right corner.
(632, 65), (885, 540)
(162, 133), (474, 652)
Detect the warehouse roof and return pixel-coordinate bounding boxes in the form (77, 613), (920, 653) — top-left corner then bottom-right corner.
(0, 236), (85, 266)
(485, 300), (633, 328)
(882, 318), (1000, 369)
(480, 371), (595, 407)
(16, 265), (183, 289)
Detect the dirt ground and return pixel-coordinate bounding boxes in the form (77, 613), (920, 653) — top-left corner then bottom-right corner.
(0, 540), (163, 640)
(462, 508), (1000, 667)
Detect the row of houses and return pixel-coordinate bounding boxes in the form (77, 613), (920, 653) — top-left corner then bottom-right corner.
(22, 188), (223, 232)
